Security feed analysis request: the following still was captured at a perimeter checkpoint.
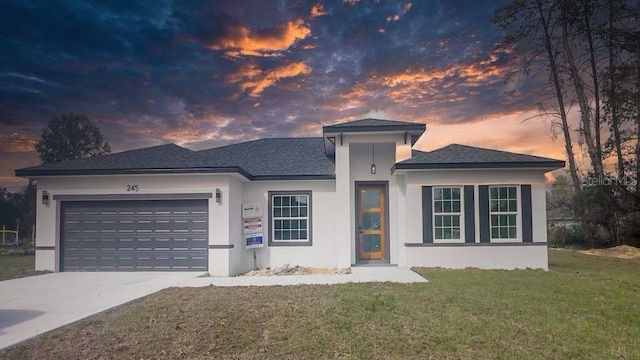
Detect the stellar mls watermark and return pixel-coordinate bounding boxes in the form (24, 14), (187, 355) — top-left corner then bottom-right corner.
(581, 175), (633, 187)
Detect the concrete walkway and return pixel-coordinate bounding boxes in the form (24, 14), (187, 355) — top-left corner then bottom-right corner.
(0, 272), (204, 350)
(179, 266), (427, 287)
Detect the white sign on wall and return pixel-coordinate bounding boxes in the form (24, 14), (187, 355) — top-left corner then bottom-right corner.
(242, 202), (264, 249)
(242, 202), (263, 219)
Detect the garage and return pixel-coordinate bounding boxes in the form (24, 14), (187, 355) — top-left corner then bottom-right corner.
(60, 199), (208, 271)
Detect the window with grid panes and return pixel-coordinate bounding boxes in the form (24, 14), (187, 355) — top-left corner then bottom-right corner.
(269, 191), (311, 245)
(433, 187), (463, 242)
(489, 186), (518, 240)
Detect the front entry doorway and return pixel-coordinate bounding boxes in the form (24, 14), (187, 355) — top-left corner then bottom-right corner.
(356, 183), (388, 262)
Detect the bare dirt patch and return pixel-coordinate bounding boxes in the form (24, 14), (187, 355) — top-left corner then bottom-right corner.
(241, 263), (351, 276)
(579, 245), (640, 259)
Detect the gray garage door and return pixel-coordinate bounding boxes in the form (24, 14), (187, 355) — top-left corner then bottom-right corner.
(61, 200), (208, 271)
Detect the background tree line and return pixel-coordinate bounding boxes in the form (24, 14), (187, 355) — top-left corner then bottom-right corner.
(494, 0), (640, 247)
(0, 181), (36, 241)
(0, 113), (110, 243)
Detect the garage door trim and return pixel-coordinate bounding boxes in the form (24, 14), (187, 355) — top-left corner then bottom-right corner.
(60, 198), (209, 271)
(53, 193), (213, 201)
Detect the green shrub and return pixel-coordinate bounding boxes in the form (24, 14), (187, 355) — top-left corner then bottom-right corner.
(548, 225), (587, 248)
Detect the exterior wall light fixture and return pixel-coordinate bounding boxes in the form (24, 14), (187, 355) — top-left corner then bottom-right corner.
(371, 143), (377, 174)
(215, 188), (222, 204)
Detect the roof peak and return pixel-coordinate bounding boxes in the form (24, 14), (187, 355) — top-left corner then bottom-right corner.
(435, 143), (556, 160)
(395, 143), (565, 170)
(198, 136), (323, 153)
(323, 118), (426, 138)
(325, 118), (423, 128)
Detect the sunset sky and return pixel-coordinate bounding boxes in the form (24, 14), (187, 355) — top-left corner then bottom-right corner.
(0, 0), (573, 190)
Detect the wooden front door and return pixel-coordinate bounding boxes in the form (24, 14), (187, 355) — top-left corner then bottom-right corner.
(357, 184), (386, 261)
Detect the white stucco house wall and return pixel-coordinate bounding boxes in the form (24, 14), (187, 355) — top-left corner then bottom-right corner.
(16, 119), (564, 275)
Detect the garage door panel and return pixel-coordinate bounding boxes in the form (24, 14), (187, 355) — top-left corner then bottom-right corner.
(66, 226), (206, 234)
(67, 237), (198, 251)
(61, 199), (209, 271)
(191, 238), (208, 248)
(191, 220), (208, 231)
(62, 250), (208, 271)
(64, 218), (204, 230)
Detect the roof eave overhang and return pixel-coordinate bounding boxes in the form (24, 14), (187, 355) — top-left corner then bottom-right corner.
(251, 174), (336, 181)
(323, 129), (425, 143)
(15, 167), (336, 182)
(323, 127), (425, 156)
(324, 135), (336, 157)
(15, 166), (253, 179)
(391, 161), (566, 174)
(323, 124), (425, 133)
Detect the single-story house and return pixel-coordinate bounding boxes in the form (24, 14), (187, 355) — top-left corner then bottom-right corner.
(16, 119), (564, 274)
(547, 207), (580, 229)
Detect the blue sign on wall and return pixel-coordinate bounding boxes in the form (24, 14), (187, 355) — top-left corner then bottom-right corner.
(245, 234), (264, 249)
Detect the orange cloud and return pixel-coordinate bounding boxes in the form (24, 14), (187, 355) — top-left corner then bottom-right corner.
(387, 1), (412, 22)
(232, 62), (312, 97)
(0, 133), (36, 153)
(339, 99), (366, 111)
(383, 55), (504, 88)
(224, 62), (262, 83)
(343, 53), (509, 106)
(162, 116), (237, 146)
(311, 2), (327, 17)
(206, 20), (311, 57)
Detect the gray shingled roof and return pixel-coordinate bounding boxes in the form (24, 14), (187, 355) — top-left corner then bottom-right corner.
(15, 139), (563, 179)
(15, 138), (335, 179)
(323, 118), (425, 133)
(395, 144), (565, 170)
(194, 137), (335, 179)
(16, 144), (197, 173)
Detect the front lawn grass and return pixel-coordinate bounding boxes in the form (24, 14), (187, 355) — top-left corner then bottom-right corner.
(0, 255), (47, 281)
(2, 249), (639, 359)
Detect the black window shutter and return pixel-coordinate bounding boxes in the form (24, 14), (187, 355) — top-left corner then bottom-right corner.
(478, 185), (490, 243)
(521, 184), (533, 242)
(422, 186), (433, 243)
(464, 185), (475, 243)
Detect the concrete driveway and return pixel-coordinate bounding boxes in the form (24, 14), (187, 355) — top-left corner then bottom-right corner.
(0, 272), (204, 350)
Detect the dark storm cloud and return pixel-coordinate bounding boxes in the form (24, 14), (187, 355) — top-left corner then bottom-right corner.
(1, 0), (555, 186)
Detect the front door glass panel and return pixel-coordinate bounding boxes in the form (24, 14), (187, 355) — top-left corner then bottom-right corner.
(357, 185), (386, 261)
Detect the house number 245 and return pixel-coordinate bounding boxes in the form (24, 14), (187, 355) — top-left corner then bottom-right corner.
(126, 185), (139, 192)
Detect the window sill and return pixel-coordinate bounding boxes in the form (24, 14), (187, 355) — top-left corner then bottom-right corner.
(268, 241), (312, 247)
(489, 239), (521, 243)
(433, 239), (465, 244)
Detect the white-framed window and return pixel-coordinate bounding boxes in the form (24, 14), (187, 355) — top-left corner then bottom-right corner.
(433, 186), (464, 242)
(489, 186), (519, 241)
(268, 191), (311, 246)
